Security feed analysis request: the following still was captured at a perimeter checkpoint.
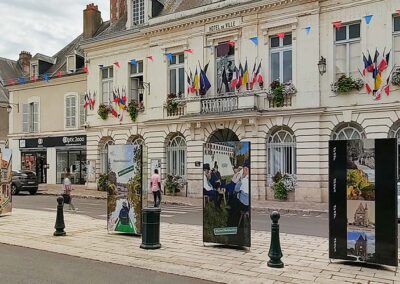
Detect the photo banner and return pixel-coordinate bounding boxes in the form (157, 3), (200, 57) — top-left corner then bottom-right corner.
(203, 142), (251, 247)
(107, 145), (143, 235)
(329, 139), (398, 266)
(0, 148), (12, 216)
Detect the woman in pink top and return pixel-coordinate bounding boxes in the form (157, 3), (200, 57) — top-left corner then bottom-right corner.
(150, 169), (162, 207)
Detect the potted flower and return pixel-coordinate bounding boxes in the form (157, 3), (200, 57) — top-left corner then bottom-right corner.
(164, 174), (184, 195)
(127, 101), (145, 122)
(266, 80), (297, 107)
(271, 172), (297, 200)
(166, 93), (179, 114)
(98, 104), (111, 120)
(391, 68), (400, 86)
(331, 75), (364, 94)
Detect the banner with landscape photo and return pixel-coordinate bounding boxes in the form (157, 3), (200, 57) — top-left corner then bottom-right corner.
(203, 142), (251, 247)
(0, 148), (12, 216)
(107, 145), (142, 235)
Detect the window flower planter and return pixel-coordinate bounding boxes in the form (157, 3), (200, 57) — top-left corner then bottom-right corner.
(331, 75), (364, 94)
(127, 101), (144, 122)
(266, 80), (297, 107)
(271, 172), (297, 201)
(98, 104), (112, 120)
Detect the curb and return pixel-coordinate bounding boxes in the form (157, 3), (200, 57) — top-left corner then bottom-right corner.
(37, 192), (328, 216)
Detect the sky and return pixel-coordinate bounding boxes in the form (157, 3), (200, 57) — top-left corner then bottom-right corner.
(0, 0), (110, 60)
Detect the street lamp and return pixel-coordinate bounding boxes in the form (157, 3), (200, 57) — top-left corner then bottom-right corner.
(0, 101), (19, 113)
(318, 56), (327, 76)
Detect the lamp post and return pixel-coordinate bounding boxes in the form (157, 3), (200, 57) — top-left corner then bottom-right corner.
(318, 56), (327, 76)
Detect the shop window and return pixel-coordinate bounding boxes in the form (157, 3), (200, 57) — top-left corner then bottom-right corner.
(22, 102), (39, 133)
(267, 127), (296, 181)
(101, 67), (114, 105)
(216, 42), (235, 94)
(130, 60), (144, 104)
(57, 150), (87, 184)
(270, 33), (292, 83)
(166, 135), (186, 178)
(335, 23), (361, 79)
(65, 95), (77, 128)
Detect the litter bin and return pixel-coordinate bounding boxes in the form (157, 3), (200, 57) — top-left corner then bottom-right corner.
(140, 207), (161, 249)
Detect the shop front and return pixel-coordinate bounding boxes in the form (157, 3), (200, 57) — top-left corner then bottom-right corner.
(19, 135), (87, 185)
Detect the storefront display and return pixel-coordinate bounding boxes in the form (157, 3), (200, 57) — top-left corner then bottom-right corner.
(56, 150), (87, 185)
(21, 151), (47, 183)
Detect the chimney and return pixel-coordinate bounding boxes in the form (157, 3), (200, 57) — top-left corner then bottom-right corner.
(83, 3), (102, 39)
(110, 0), (127, 24)
(18, 51), (32, 75)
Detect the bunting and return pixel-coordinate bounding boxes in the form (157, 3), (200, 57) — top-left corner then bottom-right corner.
(114, 62), (120, 68)
(250, 37), (258, 46)
(364, 15), (373, 25)
(146, 56), (154, 61)
(305, 26), (311, 35)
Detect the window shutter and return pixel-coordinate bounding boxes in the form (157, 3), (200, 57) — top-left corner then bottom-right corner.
(33, 102), (39, 132)
(71, 96), (76, 127)
(22, 104), (29, 132)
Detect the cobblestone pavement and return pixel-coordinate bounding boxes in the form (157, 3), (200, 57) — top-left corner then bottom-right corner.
(38, 184), (328, 215)
(0, 209), (397, 284)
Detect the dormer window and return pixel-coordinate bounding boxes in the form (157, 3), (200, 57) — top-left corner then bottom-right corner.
(66, 54), (85, 74)
(31, 63), (38, 78)
(132, 0), (145, 25)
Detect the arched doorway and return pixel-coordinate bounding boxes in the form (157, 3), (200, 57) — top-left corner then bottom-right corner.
(208, 128), (239, 143)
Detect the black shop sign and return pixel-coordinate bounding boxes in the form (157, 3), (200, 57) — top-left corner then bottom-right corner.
(19, 135), (86, 149)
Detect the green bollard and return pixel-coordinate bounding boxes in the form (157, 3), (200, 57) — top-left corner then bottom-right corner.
(54, 196), (66, 236)
(268, 211), (284, 268)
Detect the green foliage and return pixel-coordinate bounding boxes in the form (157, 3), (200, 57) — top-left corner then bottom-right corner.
(331, 75), (364, 94)
(203, 201), (229, 243)
(272, 180), (288, 200)
(97, 174), (109, 192)
(272, 85), (285, 107)
(127, 101), (138, 122)
(98, 104), (110, 120)
(164, 174), (181, 195)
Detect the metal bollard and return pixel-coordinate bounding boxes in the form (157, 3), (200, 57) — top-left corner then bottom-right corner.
(268, 211), (284, 268)
(140, 207), (161, 249)
(54, 196), (66, 236)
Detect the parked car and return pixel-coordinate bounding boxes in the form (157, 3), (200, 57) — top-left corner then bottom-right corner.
(11, 170), (38, 195)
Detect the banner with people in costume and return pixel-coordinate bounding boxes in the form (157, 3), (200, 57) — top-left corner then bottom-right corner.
(107, 145), (142, 235)
(0, 148), (12, 216)
(203, 142), (251, 247)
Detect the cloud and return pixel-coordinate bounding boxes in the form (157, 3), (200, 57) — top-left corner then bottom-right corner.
(0, 0), (109, 60)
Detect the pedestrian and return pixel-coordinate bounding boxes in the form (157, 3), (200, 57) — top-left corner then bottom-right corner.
(63, 168), (77, 212)
(150, 169), (162, 207)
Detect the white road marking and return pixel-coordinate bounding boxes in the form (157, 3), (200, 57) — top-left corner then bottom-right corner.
(161, 210), (187, 214)
(161, 214), (174, 218)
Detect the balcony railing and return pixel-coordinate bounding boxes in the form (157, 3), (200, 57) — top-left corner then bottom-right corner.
(267, 96), (293, 108)
(201, 96), (238, 114)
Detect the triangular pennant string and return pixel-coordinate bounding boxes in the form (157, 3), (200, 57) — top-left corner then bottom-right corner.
(146, 56), (154, 61)
(333, 21), (343, 30)
(305, 26), (311, 35)
(166, 53), (173, 62)
(130, 59), (137, 65)
(250, 37), (258, 46)
(277, 32), (285, 39)
(364, 15), (373, 25)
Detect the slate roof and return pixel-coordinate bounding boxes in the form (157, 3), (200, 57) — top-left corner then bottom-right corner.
(0, 57), (23, 100)
(159, 0), (213, 16)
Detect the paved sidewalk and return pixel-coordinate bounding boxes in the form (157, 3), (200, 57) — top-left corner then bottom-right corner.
(37, 184), (328, 215)
(0, 209), (398, 283)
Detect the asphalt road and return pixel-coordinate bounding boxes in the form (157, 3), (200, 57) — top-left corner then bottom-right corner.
(0, 243), (214, 284)
(12, 194), (400, 242)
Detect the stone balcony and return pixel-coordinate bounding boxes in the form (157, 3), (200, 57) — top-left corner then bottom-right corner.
(181, 91), (295, 116)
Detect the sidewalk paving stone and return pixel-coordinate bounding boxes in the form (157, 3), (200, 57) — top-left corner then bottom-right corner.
(0, 209), (398, 283)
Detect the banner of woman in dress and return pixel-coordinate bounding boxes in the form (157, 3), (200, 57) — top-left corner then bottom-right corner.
(203, 142), (251, 247)
(107, 145), (142, 235)
(329, 139), (398, 266)
(0, 148), (12, 216)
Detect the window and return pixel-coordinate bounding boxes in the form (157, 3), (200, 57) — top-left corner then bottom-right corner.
(128, 135), (145, 147)
(335, 23), (361, 79)
(216, 42), (235, 94)
(100, 139), (114, 174)
(101, 67), (113, 105)
(130, 61), (144, 104)
(270, 33), (292, 83)
(393, 17), (400, 67)
(169, 54), (185, 97)
(166, 135), (187, 178)
(267, 128), (296, 180)
(65, 95), (77, 128)
(332, 123), (366, 140)
(67, 55), (76, 73)
(79, 94), (87, 127)
(132, 0), (145, 25)
(31, 64), (38, 78)
(22, 102), (39, 133)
